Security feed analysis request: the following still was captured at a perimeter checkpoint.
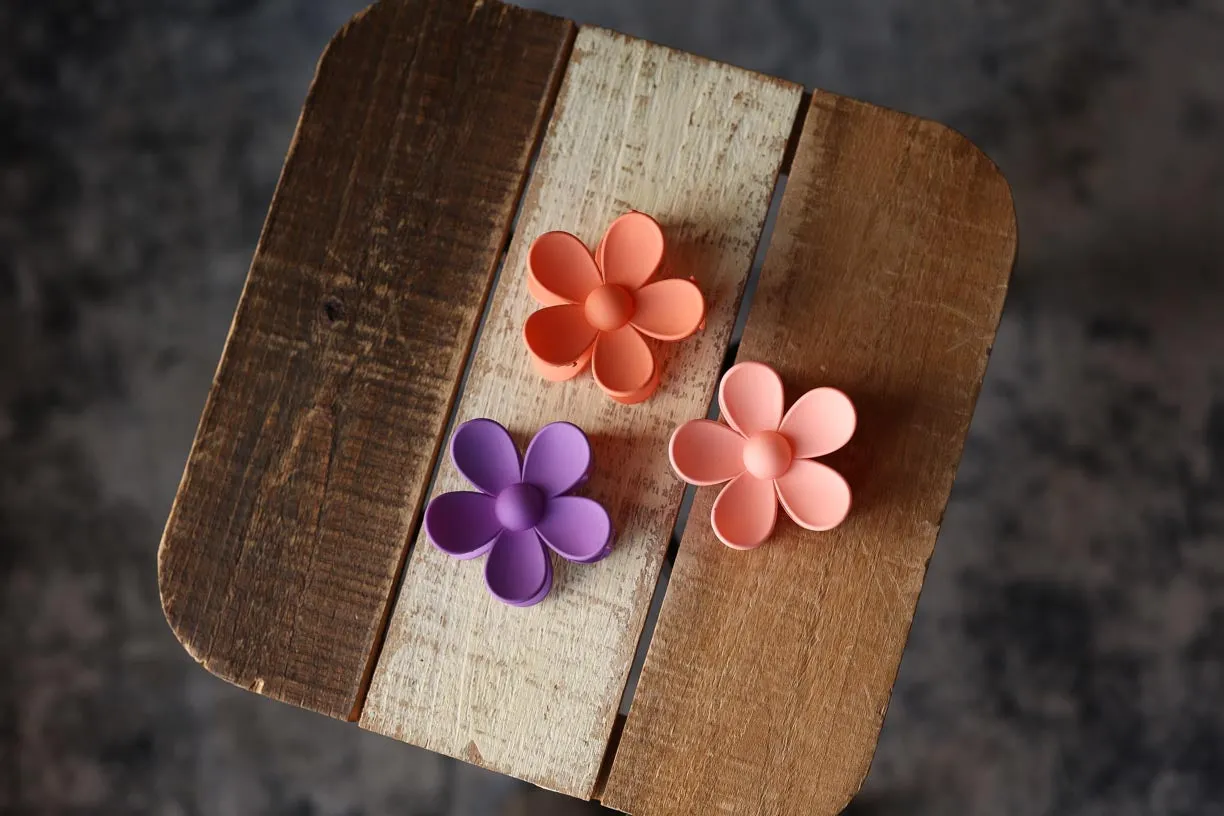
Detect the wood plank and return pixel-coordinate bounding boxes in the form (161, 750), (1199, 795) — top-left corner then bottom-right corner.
(359, 27), (802, 797)
(157, 0), (573, 720)
(604, 91), (1017, 815)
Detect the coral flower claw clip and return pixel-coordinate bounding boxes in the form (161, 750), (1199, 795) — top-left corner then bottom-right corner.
(669, 362), (856, 549)
(524, 211), (706, 404)
(425, 419), (614, 606)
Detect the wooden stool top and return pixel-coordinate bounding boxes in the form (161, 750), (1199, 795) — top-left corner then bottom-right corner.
(157, 1), (1016, 813)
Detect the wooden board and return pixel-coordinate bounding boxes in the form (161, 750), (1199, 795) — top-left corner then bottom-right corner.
(156, 0), (573, 720)
(603, 91), (1017, 815)
(359, 27), (803, 798)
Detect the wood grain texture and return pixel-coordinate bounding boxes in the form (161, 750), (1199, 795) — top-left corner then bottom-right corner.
(359, 27), (802, 797)
(156, 0), (573, 720)
(603, 91), (1017, 815)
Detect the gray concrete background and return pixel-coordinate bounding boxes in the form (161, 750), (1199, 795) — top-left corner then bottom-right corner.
(3, 0), (1223, 813)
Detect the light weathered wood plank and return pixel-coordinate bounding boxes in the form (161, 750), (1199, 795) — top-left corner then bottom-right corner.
(604, 91), (1017, 815)
(157, 0), (573, 720)
(360, 27), (802, 797)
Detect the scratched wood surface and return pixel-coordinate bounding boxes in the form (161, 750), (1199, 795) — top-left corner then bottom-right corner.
(603, 91), (1017, 815)
(359, 27), (802, 797)
(156, 0), (573, 720)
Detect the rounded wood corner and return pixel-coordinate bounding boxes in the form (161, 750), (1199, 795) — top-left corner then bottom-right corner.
(920, 116), (1019, 259)
(156, 532), (213, 673)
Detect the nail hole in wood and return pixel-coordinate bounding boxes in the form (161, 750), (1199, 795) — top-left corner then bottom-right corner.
(322, 297), (345, 324)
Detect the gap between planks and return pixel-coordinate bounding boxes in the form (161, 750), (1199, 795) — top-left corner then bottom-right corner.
(349, 18), (578, 725)
(613, 153), (797, 727)
(611, 98), (805, 742)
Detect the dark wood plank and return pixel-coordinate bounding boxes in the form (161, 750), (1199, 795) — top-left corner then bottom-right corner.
(157, 0), (574, 720)
(604, 91), (1017, 815)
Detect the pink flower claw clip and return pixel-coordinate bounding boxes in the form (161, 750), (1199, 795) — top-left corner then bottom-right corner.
(524, 211), (706, 404)
(669, 362), (856, 549)
(425, 419), (614, 606)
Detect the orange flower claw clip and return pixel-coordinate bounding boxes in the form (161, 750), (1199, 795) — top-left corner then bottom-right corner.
(669, 361), (856, 549)
(524, 211), (706, 404)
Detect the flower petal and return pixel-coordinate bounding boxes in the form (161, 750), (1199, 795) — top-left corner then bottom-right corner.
(669, 419), (745, 486)
(524, 304), (598, 367)
(779, 387), (856, 459)
(596, 211), (664, 291)
(592, 325), (656, 397)
(423, 492), (501, 559)
(528, 231), (601, 305)
(630, 278), (706, 341)
(523, 421), (591, 497)
(530, 344), (593, 382)
(710, 472), (777, 549)
(535, 496), (613, 563)
(775, 459), (852, 532)
(718, 361), (784, 437)
(608, 365), (660, 405)
(450, 418), (520, 496)
(485, 528), (552, 606)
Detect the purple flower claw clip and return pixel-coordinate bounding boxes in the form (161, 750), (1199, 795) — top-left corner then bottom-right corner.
(424, 419), (614, 606)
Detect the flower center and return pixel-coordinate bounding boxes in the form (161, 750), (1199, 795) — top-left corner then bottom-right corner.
(494, 482), (545, 532)
(743, 431), (793, 480)
(584, 284), (635, 332)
